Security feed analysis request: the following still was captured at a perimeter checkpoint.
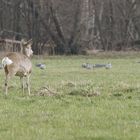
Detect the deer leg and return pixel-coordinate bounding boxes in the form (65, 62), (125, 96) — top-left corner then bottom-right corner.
(5, 73), (12, 96)
(4, 68), (16, 96)
(5, 75), (8, 96)
(20, 77), (25, 94)
(26, 75), (31, 96)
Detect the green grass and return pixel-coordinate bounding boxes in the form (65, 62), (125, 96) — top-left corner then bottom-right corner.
(0, 54), (140, 140)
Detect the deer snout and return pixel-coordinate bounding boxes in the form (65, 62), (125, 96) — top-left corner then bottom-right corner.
(31, 50), (33, 56)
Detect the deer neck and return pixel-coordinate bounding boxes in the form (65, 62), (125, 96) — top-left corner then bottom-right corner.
(22, 47), (29, 57)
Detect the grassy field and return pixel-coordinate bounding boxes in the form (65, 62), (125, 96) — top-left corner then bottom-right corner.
(0, 53), (140, 140)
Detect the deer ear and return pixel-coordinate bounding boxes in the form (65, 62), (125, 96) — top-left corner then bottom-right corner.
(27, 39), (33, 45)
(21, 39), (27, 45)
(21, 39), (33, 46)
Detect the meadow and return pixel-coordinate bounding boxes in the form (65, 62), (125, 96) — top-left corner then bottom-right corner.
(0, 52), (140, 140)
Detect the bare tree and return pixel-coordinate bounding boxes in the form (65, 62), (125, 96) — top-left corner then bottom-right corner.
(1, 0), (140, 54)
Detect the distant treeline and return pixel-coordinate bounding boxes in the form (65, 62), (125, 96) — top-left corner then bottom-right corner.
(0, 0), (140, 55)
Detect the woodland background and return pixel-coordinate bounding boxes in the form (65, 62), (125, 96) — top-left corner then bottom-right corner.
(0, 0), (140, 55)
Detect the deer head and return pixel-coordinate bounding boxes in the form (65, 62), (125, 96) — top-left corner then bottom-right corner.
(21, 39), (33, 57)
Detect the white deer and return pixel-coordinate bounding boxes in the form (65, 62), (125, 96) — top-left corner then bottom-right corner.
(2, 39), (33, 96)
